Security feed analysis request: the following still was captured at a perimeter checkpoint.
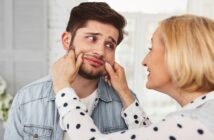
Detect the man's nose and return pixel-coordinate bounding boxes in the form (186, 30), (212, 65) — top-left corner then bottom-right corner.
(93, 43), (105, 56)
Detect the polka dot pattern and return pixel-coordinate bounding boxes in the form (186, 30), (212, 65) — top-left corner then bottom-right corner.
(177, 123), (182, 128)
(89, 137), (95, 140)
(76, 124), (81, 129)
(131, 134), (136, 139)
(202, 96), (206, 100)
(197, 129), (204, 135)
(61, 93), (65, 97)
(121, 100), (151, 129)
(169, 136), (176, 140)
(63, 103), (68, 107)
(153, 126), (158, 131)
(124, 113), (127, 117)
(90, 128), (96, 132)
(135, 120), (139, 124)
(80, 112), (85, 116)
(56, 88), (214, 140)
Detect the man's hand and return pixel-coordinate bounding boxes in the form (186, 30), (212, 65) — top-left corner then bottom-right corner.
(51, 50), (83, 94)
(105, 62), (135, 108)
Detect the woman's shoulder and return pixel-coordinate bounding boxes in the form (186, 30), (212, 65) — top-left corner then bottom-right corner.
(167, 99), (214, 134)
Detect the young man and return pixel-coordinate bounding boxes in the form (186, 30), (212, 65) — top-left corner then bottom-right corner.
(4, 2), (149, 140)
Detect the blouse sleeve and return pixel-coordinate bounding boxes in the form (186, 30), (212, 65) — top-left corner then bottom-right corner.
(55, 88), (214, 140)
(121, 100), (151, 129)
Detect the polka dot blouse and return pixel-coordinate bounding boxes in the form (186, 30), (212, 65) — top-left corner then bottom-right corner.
(55, 88), (214, 140)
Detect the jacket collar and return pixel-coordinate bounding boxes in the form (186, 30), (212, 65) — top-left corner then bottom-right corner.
(97, 77), (113, 103)
(47, 82), (55, 101)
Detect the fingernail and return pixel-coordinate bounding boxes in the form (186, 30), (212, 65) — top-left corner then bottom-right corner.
(105, 62), (110, 67)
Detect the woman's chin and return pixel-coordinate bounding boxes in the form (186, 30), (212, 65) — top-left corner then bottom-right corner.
(146, 82), (153, 89)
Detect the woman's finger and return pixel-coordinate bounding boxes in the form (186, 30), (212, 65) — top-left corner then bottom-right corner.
(76, 53), (83, 70)
(105, 63), (116, 78)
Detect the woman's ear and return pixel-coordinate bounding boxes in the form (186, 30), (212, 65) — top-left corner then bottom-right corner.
(61, 32), (72, 51)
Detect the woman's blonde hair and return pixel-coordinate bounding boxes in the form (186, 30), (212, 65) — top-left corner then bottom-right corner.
(158, 14), (214, 92)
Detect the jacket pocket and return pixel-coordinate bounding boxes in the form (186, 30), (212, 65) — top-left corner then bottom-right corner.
(23, 124), (53, 140)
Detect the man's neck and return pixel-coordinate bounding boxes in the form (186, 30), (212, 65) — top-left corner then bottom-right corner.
(71, 74), (99, 99)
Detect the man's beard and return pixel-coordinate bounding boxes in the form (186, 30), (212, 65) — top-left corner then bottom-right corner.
(78, 64), (105, 80)
(68, 43), (105, 80)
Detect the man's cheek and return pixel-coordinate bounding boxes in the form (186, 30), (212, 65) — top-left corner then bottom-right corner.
(73, 49), (83, 58)
(106, 59), (115, 66)
(109, 55), (115, 65)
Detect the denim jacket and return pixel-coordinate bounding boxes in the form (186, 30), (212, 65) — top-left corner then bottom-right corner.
(4, 75), (129, 140)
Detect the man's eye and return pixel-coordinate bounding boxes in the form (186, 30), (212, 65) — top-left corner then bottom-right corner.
(106, 43), (114, 49)
(148, 47), (152, 51)
(87, 36), (97, 42)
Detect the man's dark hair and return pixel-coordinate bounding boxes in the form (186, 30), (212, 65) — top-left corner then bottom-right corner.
(66, 2), (126, 45)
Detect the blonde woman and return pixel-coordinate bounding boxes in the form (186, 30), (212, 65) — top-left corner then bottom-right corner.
(52, 15), (214, 140)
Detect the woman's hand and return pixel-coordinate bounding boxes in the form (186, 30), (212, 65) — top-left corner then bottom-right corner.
(105, 62), (135, 108)
(51, 50), (83, 94)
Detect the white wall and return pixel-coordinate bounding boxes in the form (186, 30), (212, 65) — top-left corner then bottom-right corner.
(0, 0), (48, 137)
(187, 0), (214, 19)
(48, 0), (86, 68)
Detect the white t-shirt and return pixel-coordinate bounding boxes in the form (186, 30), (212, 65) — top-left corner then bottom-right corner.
(63, 89), (98, 140)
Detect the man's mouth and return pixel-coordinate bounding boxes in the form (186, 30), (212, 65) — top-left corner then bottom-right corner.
(83, 55), (104, 67)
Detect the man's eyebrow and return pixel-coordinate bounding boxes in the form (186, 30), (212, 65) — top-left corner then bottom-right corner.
(151, 38), (153, 43)
(85, 32), (101, 36)
(108, 37), (117, 45)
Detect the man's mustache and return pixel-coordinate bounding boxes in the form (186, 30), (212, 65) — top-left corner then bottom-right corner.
(83, 54), (105, 64)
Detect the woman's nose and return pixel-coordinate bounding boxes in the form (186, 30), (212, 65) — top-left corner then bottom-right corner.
(142, 57), (147, 67)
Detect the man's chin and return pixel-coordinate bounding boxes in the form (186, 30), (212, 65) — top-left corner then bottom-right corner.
(78, 64), (107, 80)
(78, 70), (103, 80)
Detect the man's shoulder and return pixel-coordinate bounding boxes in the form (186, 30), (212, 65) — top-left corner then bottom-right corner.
(23, 75), (52, 88)
(16, 75), (53, 105)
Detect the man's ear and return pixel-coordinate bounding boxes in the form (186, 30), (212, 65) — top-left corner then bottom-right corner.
(61, 32), (72, 51)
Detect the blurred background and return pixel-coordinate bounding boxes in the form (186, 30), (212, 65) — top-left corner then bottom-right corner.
(1, 0), (214, 138)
